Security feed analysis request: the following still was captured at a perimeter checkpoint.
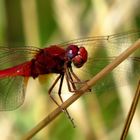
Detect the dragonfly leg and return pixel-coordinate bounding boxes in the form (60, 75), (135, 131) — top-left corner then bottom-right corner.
(66, 67), (91, 92)
(120, 80), (140, 140)
(65, 67), (77, 92)
(70, 67), (89, 84)
(48, 73), (75, 127)
(69, 67), (81, 82)
(48, 74), (62, 106)
(58, 74), (76, 127)
(58, 74), (64, 103)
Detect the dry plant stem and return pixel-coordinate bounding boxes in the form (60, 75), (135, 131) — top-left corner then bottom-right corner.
(120, 80), (140, 140)
(22, 39), (140, 140)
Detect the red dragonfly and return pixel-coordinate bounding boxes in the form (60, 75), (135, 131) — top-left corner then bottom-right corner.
(0, 30), (140, 111)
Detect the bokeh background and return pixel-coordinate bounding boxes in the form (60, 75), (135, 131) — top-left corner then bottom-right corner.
(0, 0), (140, 140)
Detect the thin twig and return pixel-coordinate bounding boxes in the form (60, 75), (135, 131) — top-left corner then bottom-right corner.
(22, 39), (140, 140)
(120, 80), (140, 140)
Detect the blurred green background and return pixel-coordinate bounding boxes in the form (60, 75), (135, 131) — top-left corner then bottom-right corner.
(0, 0), (140, 140)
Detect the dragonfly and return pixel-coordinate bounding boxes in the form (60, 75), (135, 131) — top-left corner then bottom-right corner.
(0, 30), (140, 137)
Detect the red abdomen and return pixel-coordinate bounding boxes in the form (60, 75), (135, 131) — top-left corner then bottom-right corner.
(0, 61), (32, 78)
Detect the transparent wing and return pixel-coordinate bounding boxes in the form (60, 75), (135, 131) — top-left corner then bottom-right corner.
(59, 30), (140, 94)
(0, 46), (40, 69)
(61, 30), (140, 46)
(71, 56), (140, 93)
(0, 76), (28, 110)
(0, 46), (40, 110)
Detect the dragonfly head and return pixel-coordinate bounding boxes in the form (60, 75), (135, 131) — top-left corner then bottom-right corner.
(66, 45), (88, 68)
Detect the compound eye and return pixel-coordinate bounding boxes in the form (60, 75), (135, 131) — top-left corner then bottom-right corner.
(72, 47), (88, 68)
(66, 45), (79, 59)
(72, 55), (84, 68)
(78, 47), (87, 63)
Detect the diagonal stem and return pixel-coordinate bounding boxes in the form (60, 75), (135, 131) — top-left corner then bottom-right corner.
(21, 39), (140, 140)
(120, 80), (140, 140)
